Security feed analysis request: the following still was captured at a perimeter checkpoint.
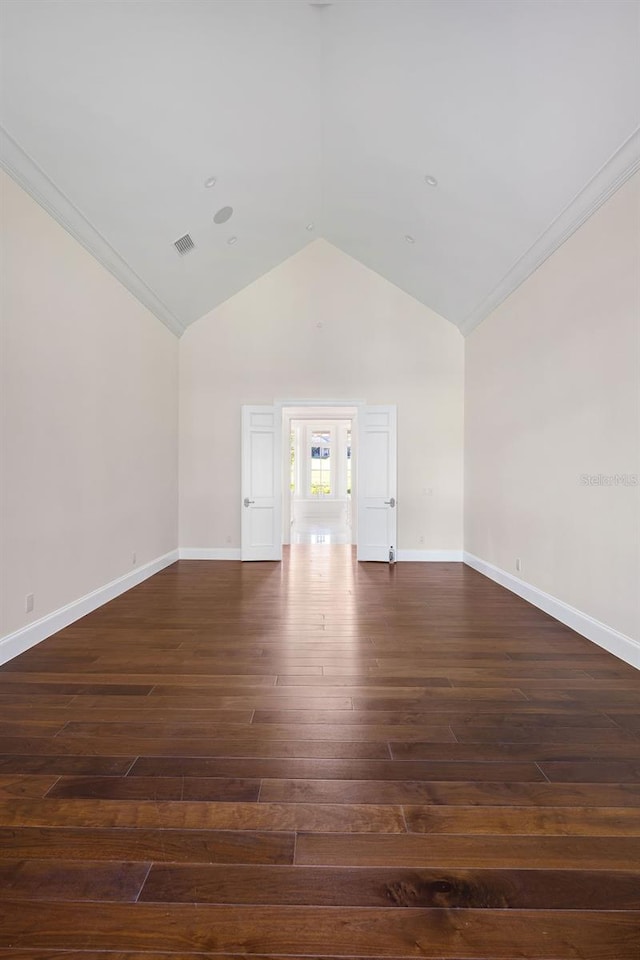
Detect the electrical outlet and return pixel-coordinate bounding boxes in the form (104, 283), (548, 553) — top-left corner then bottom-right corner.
(25, 593), (34, 613)
(226, 536), (232, 544)
(132, 552), (137, 565)
(418, 535), (425, 544)
(515, 558), (522, 572)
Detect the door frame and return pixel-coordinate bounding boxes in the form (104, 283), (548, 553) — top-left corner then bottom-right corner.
(242, 399), (397, 558)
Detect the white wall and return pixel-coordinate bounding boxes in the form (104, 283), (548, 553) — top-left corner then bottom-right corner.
(0, 171), (179, 641)
(180, 239), (464, 552)
(2, 160), (637, 664)
(465, 171), (640, 643)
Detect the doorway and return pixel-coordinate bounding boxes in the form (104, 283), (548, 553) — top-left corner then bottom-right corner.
(284, 409), (356, 546)
(241, 402), (396, 561)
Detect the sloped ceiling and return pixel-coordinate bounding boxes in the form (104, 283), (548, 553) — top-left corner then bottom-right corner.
(1, 0), (639, 336)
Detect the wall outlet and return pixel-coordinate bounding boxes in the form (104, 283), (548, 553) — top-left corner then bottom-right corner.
(515, 558), (522, 572)
(226, 536), (232, 544)
(418, 535), (425, 544)
(132, 552), (137, 565)
(25, 593), (34, 613)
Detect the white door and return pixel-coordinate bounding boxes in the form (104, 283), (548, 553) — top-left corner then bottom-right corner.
(357, 405), (397, 561)
(241, 405), (282, 561)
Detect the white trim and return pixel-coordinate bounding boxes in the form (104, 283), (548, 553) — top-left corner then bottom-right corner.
(0, 125), (185, 338)
(463, 552), (640, 671)
(275, 399), (365, 409)
(179, 547), (463, 562)
(459, 127), (640, 336)
(179, 547), (242, 560)
(0, 550), (179, 667)
(396, 549), (463, 562)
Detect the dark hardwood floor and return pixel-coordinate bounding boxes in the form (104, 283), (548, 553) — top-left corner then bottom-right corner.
(0, 546), (639, 958)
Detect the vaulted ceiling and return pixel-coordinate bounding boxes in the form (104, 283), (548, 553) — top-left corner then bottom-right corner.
(1, 0), (639, 336)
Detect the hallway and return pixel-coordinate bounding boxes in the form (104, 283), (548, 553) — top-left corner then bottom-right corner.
(0, 549), (638, 956)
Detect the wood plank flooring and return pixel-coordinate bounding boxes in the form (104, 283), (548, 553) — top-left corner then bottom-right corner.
(0, 546), (639, 958)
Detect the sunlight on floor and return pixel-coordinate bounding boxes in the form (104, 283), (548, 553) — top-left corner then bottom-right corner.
(290, 518), (352, 545)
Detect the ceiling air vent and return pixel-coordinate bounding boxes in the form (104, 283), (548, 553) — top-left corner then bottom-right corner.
(174, 233), (195, 256)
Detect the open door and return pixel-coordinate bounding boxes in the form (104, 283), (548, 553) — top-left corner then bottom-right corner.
(357, 405), (397, 561)
(241, 406), (282, 561)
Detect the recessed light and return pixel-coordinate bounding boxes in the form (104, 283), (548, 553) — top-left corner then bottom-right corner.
(306, 222), (314, 231)
(404, 234), (415, 244)
(214, 206), (233, 224)
(227, 236), (238, 245)
(424, 175), (438, 187)
(204, 176), (217, 188)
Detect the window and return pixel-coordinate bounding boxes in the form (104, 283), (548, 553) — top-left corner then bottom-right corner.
(310, 431), (331, 495)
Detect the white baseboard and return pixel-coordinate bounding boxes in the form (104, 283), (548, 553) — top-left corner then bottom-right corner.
(6, 546), (634, 670)
(0, 550), (179, 667)
(179, 547), (242, 560)
(463, 551), (640, 670)
(178, 547), (461, 562)
(397, 549), (463, 562)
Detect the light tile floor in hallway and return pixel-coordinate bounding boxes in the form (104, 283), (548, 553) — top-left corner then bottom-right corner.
(290, 517), (352, 544)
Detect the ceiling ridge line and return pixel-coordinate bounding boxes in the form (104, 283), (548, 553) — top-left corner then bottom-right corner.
(0, 123), (185, 338)
(458, 125), (640, 337)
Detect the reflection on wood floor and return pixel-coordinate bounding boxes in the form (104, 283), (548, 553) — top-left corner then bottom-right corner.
(0, 546), (639, 957)
(290, 518), (352, 544)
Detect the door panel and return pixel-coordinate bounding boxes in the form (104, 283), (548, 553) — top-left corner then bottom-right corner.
(241, 406), (282, 561)
(357, 405), (397, 562)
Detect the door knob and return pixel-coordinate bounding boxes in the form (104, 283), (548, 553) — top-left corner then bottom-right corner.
(384, 497), (396, 507)
(243, 497), (255, 507)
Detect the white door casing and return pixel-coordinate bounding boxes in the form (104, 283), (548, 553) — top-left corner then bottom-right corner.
(357, 405), (397, 561)
(241, 405), (282, 561)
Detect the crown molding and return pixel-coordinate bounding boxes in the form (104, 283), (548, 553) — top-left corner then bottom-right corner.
(0, 125), (185, 338)
(4, 118), (638, 342)
(459, 126), (640, 337)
